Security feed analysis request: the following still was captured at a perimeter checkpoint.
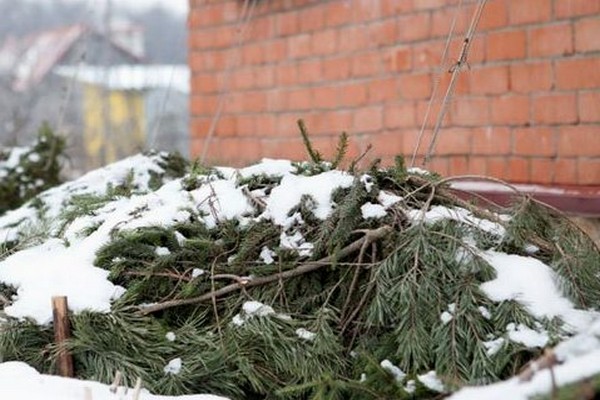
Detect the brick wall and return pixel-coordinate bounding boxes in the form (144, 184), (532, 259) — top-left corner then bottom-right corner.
(188, 0), (600, 185)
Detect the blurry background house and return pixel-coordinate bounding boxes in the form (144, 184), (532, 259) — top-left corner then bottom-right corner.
(0, 0), (188, 173)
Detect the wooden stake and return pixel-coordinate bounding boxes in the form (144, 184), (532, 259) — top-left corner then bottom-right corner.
(52, 296), (74, 377)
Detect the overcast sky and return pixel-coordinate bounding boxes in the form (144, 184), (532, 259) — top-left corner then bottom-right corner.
(26, 0), (188, 16)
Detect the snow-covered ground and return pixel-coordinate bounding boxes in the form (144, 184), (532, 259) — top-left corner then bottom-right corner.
(0, 155), (598, 399)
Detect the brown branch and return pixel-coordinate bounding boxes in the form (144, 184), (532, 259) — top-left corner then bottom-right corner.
(139, 226), (392, 315)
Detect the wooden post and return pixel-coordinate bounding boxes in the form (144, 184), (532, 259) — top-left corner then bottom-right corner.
(52, 296), (74, 377)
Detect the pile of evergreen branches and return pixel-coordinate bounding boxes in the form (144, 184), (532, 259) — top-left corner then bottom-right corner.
(0, 125), (599, 399)
(0, 123), (65, 216)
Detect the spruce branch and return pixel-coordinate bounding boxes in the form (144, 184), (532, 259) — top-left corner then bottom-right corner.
(139, 226), (392, 315)
(297, 119), (322, 164)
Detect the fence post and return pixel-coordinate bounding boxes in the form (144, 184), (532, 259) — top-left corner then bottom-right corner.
(52, 296), (74, 377)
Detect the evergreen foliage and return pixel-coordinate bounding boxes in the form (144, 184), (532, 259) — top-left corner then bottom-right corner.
(0, 129), (598, 399)
(0, 123), (65, 215)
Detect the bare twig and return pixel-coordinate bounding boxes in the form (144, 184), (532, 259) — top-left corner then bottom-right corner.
(139, 226), (392, 315)
(419, 0), (488, 167)
(518, 349), (558, 382)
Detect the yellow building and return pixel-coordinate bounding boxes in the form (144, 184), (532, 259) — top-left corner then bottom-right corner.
(56, 65), (189, 168)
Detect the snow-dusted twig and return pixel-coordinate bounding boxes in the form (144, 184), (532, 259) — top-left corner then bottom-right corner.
(139, 226), (392, 315)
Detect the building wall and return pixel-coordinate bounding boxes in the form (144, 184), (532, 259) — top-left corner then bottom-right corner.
(188, 0), (600, 185)
(83, 84), (145, 168)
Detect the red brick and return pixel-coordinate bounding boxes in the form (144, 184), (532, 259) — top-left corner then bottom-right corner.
(575, 17), (600, 53)
(430, 5), (471, 38)
(312, 86), (339, 109)
(558, 126), (600, 156)
(398, 73), (432, 99)
(389, 46), (413, 72)
(311, 29), (337, 55)
(381, 1), (416, 16)
(299, 5), (325, 32)
(254, 114), (277, 137)
(234, 115), (257, 137)
(413, 0), (447, 10)
(277, 11), (299, 36)
(487, 157), (508, 178)
(352, 0), (381, 22)
(554, 158), (578, 184)
(490, 95), (530, 126)
(276, 64), (297, 86)
(450, 97), (490, 126)
(509, 0), (552, 24)
(369, 131), (404, 157)
(231, 69), (255, 90)
(242, 91), (268, 113)
(216, 116), (237, 137)
(253, 65), (275, 89)
(309, 111), (353, 135)
(242, 43), (264, 65)
(287, 88), (312, 110)
(486, 30), (527, 61)
(352, 106), (384, 133)
(472, 127), (512, 155)
(249, 17), (274, 41)
(530, 159), (555, 184)
(469, 156), (488, 175)
(337, 26), (369, 53)
(438, 69), (470, 95)
(384, 102), (418, 129)
(287, 34), (311, 59)
(397, 12), (431, 42)
(533, 93), (578, 124)
(338, 82), (368, 107)
(435, 128), (472, 155)
(262, 40), (287, 63)
(191, 73), (219, 94)
(510, 62), (553, 93)
(352, 51), (384, 78)
(324, 1), (353, 27)
(368, 78), (399, 103)
(577, 159), (600, 185)
(529, 23), (573, 58)
(447, 156), (469, 176)
(513, 127), (556, 156)
(555, 0), (600, 18)
(190, 95), (219, 116)
(468, 66), (509, 95)
(506, 158), (531, 182)
(578, 91), (600, 122)
(277, 114), (302, 137)
(426, 157), (449, 177)
(478, 0), (509, 31)
(297, 59), (322, 84)
(369, 19), (397, 47)
(412, 41), (444, 70)
(262, 137), (306, 160)
(267, 90), (285, 112)
(190, 117), (211, 138)
(322, 56), (352, 81)
(556, 58), (600, 89)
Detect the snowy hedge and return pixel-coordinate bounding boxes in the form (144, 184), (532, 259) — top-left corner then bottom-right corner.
(0, 145), (598, 399)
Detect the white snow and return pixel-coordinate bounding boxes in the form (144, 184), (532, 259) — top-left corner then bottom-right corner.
(265, 170), (354, 225)
(296, 328), (316, 341)
(259, 246), (276, 265)
(450, 318), (600, 400)
(165, 332), (176, 342)
(506, 323), (549, 348)
(279, 231), (314, 257)
(0, 362), (227, 400)
(191, 268), (205, 278)
(407, 167), (430, 175)
(377, 190), (403, 208)
(360, 202), (387, 219)
(482, 338), (505, 356)
(480, 250), (597, 332)
(380, 359), (406, 383)
(407, 205), (506, 237)
(360, 174), (374, 192)
(440, 311), (453, 325)
(237, 158), (294, 179)
(417, 370), (445, 393)
(232, 301), (276, 326)
(478, 306), (491, 320)
(155, 247), (171, 256)
(163, 358), (182, 375)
